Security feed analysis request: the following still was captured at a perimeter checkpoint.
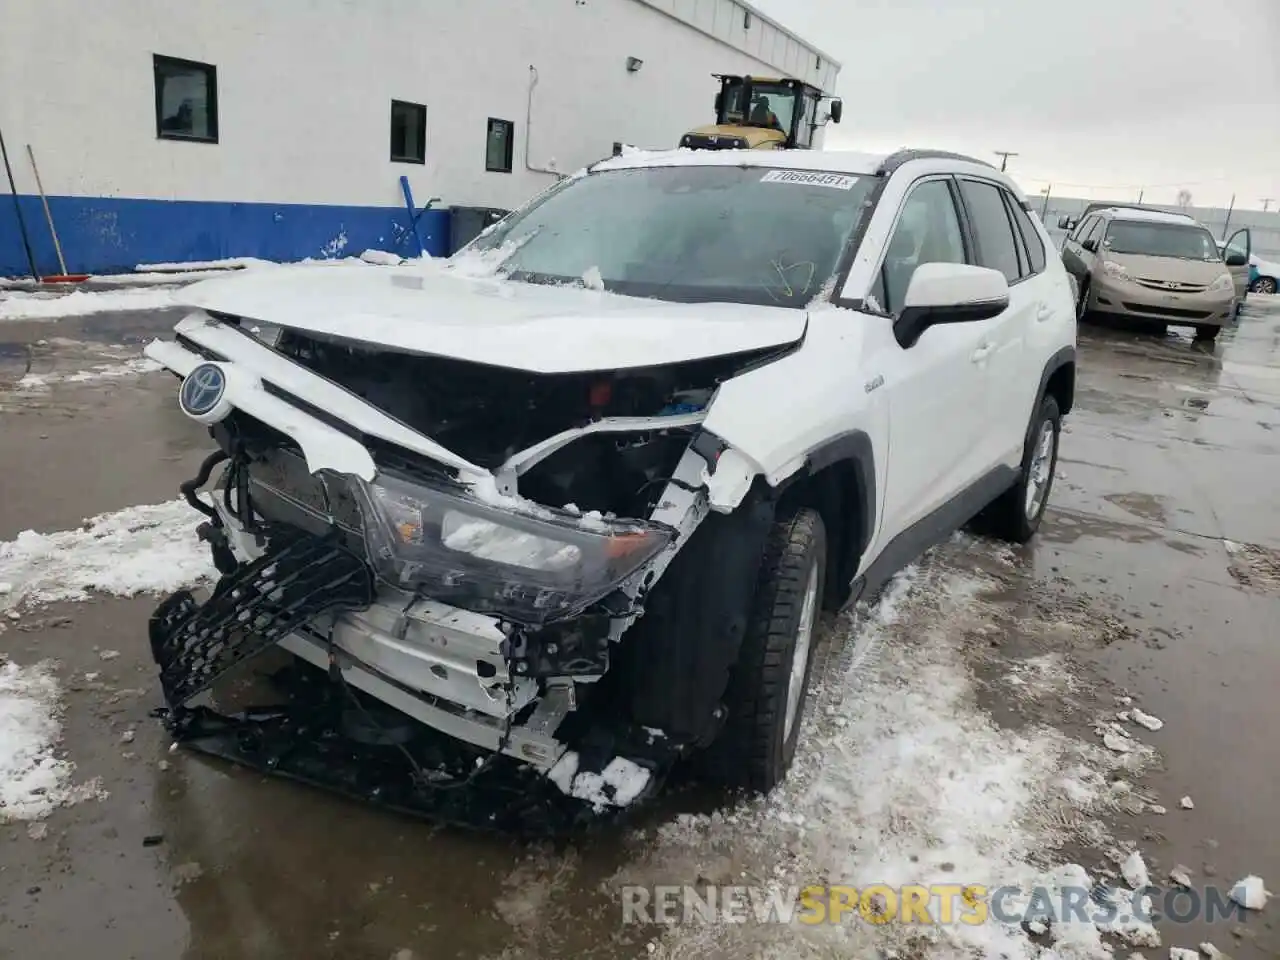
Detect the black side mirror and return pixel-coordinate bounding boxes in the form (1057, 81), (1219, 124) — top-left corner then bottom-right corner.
(1057, 216), (1074, 230)
(829, 100), (843, 124)
(1081, 238), (1098, 254)
(1225, 252), (1248, 267)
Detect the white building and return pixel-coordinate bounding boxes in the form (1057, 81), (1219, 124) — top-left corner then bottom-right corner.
(0, 0), (839, 276)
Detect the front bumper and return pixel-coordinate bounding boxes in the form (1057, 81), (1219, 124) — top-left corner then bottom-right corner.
(1090, 276), (1234, 326)
(143, 310), (718, 824)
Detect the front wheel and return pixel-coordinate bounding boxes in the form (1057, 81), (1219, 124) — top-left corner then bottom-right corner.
(701, 508), (827, 793)
(981, 395), (1061, 544)
(1194, 324), (1221, 342)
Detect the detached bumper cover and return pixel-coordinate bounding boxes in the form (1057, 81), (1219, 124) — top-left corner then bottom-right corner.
(147, 524), (666, 834)
(150, 526), (375, 707)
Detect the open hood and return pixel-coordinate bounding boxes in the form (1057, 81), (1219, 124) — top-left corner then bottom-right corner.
(177, 266), (808, 374)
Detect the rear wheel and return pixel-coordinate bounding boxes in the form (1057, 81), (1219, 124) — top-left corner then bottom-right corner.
(981, 395), (1061, 544)
(1251, 276), (1277, 295)
(702, 508), (827, 793)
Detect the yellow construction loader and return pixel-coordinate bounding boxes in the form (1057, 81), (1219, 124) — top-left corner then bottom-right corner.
(680, 74), (842, 151)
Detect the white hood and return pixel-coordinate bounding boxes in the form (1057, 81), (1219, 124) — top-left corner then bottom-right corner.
(177, 266), (807, 373)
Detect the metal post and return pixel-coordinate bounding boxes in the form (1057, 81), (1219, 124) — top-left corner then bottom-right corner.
(1262, 198), (1273, 214)
(1137, 189), (1144, 204)
(1221, 194), (1235, 239)
(993, 150), (1018, 172)
(0, 123), (40, 280)
(1039, 184), (1052, 220)
(26, 144), (68, 275)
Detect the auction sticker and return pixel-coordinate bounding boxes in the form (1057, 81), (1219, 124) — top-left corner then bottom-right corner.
(760, 170), (859, 189)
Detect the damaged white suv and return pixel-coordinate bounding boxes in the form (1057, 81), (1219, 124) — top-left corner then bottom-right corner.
(144, 148), (1076, 831)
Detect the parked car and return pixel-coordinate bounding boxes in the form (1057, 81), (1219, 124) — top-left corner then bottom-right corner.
(1217, 239), (1280, 295)
(141, 148), (1076, 827)
(1249, 255), (1280, 294)
(1060, 205), (1246, 341)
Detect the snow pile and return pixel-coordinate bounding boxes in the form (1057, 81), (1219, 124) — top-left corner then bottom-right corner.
(0, 660), (102, 821)
(613, 564), (1164, 959)
(547, 751), (652, 810)
(16, 357), (161, 390)
(0, 500), (216, 608)
(0, 287), (180, 321)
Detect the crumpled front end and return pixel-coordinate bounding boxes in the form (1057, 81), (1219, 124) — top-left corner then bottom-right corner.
(143, 309), (784, 831)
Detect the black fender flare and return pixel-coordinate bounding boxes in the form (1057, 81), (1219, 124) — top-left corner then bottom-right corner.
(693, 427), (877, 610)
(778, 430), (877, 609)
(1036, 345), (1076, 416)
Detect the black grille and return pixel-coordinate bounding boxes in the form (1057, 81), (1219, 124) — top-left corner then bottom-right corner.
(1122, 302), (1212, 319)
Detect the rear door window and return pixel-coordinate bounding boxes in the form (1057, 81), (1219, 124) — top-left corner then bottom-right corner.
(1007, 197), (1047, 274)
(958, 179), (1022, 283)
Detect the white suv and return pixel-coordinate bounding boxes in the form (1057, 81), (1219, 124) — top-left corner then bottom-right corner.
(143, 147), (1076, 827)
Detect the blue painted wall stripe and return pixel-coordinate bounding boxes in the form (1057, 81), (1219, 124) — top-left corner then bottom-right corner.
(0, 194), (450, 277)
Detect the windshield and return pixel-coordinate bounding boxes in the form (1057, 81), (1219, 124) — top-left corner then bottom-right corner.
(1103, 221), (1220, 260)
(745, 82), (796, 134)
(459, 165), (876, 308)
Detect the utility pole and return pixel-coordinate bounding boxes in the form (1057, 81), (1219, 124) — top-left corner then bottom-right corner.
(1137, 189), (1144, 204)
(1222, 194), (1235, 239)
(993, 150), (1018, 172)
(1262, 198), (1274, 213)
(1039, 184), (1052, 220)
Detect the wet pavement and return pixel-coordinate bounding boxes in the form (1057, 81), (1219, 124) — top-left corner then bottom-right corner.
(1, 300), (1278, 959)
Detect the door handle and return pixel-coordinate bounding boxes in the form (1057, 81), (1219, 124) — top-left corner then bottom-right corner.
(970, 342), (995, 362)
(1036, 305), (1054, 323)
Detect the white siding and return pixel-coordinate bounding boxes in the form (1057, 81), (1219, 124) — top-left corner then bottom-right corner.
(0, 0), (840, 213)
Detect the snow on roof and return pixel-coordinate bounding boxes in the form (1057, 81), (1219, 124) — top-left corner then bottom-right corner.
(591, 148), (890, 175)
(1101, 206), (1200, 226)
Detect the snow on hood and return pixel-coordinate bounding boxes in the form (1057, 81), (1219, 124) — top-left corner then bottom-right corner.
(176, 266), (808, 374)
(1252, 254), (1280, 276)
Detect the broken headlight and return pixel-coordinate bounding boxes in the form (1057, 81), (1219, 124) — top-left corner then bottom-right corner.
(352, 473), (674, 624)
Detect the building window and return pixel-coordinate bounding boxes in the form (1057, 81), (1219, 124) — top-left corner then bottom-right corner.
(390, 100), (426, 164)
(153, 55), (218, 143)
(486, 118), (514, 173)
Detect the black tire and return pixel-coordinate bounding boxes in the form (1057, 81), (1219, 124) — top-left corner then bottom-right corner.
(981, 395), (1061, 544)
(1250, 276), (1277, 295)
(1194, 324), (1220, 342)
(701, 507), (827, 793)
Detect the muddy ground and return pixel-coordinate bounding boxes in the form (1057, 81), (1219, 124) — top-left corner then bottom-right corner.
(1, 299), (1278, 959)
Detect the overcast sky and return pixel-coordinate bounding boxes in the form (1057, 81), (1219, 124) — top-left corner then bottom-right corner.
(751, 0), (1280, 209)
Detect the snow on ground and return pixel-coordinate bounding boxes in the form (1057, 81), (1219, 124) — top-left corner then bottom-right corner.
(0, 660), (103, 822)
(0, 500), (216, 610)
(615, 559), (1163, 959)
(0, 251), (420, 318)
(0, 287), (181, 321)
(15, 357), (162, 390)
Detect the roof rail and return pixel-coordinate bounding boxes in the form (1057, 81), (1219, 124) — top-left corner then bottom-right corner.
(877, 149), (995, 175)
(1083, 202), (1193, 219)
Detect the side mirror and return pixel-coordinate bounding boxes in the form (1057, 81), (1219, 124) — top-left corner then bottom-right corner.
(893, 263), (1010, 349)
(1057, 216), (1075, 230)
(1225, 251), (1248, 267)
(1081, 238), (1098, 254)
(829, 99), (843, 124)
